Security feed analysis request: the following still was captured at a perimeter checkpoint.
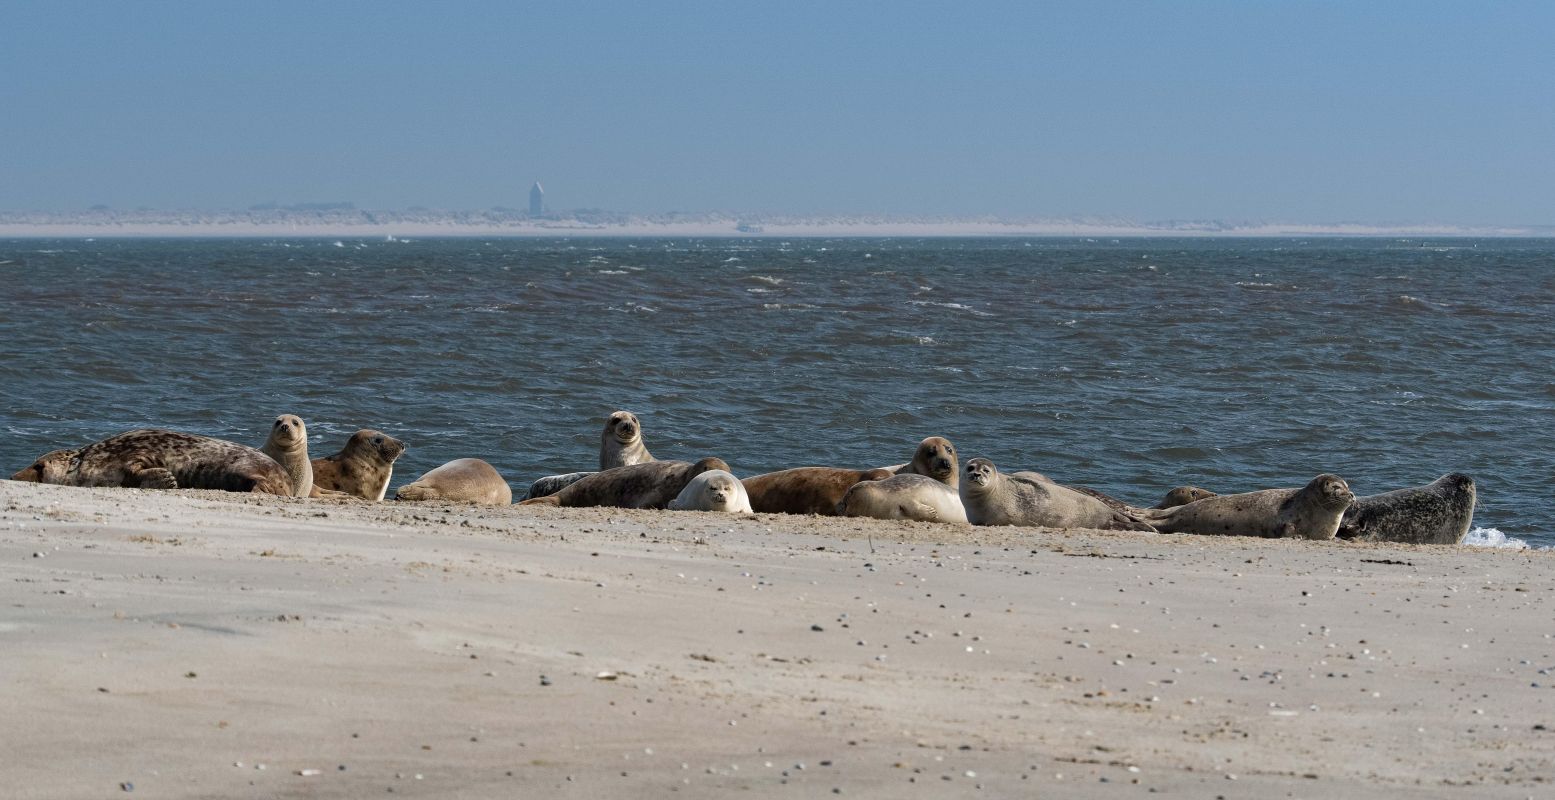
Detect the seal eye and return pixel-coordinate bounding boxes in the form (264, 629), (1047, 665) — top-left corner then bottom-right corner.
(373, 436), (384, 445)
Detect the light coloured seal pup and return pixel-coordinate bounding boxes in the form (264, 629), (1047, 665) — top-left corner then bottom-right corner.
(668, 469), (753, 514)
(259, 414), (313, 497)
(395, 458), (513, 505)
(520, 458), (730, 510)
(600, 410), (655, 470)
(837, 473), (968, 524)
(1140, 473), (1355, 540)
(960, 458), (1156, 531)
(11, 428), (292, 496)
(310, 429), (406, 501)
(742, 467), (895, 516)
(521, 471), (595, 502)
(885, 436), (960, 488)
(1336, 473), (1475, 545)
(1153, 486), (1218, 509)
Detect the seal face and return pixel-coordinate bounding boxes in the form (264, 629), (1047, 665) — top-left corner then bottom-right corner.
(310, 429), (406, 501)
(1337, 473), (1475, 545)
(887, 437), (960, 488)
(668, 469), (753, 514)
(522, 457), (730, 510)
(521, 471), (595, 502)
(395, 458), (513, 505)
(260, 414), (313, 498)
(741, 467), (894, 516)
(1141, 473), (1355, 540)
(959, 457), (1155, 531)
(837, 473), (968, 523)
(11, 428), (292, 495)
(600, 411), (655, 470)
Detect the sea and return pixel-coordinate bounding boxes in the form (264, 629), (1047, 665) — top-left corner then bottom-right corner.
(2, 236), (1551, 548)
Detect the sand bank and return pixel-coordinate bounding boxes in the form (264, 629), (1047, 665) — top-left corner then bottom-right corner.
(2, 480), (1551, 798)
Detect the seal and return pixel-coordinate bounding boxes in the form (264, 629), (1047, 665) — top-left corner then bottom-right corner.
(837, 473), (968, 523)
(520, 471), (595, 502)
(960, 458), (1156, 531)
(885, 436), (960, 488)
(395, 458), (513, 505)
(11, 428), (292, 495)
(1153, 486), (1218, 509)
(1139, 473), (1355, 540)
(600, 411), (655, 470)
(310, 429), (406, 501)
(741, 467), (894, 516)
(668, 469), (753, 514)
(259, 414), (312, 497)
(1336, 473), (1476, 545)
(520, 457), (730, 510)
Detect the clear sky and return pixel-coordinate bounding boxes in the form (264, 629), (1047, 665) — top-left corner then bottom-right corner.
(2, 1), (1552, 224)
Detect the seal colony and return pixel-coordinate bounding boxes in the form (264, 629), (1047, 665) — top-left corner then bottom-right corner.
(8, 411), (1482, 545)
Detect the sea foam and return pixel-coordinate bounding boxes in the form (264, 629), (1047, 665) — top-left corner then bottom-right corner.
(1462, 527), (1542, 550)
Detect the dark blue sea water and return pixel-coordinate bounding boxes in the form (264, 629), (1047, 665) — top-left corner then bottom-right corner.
(2, 237), (1551, 547)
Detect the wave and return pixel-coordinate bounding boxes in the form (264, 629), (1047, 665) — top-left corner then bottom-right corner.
(1462, 527), (1547, 550)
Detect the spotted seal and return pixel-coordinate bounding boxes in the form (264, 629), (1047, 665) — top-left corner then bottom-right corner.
(520, 458), (730, 510)
(11, 428), (292, 495)
(259, 414), (313, 497)
(884, 436), (960, 488)
(1336, 473), (1475, 545)
(741, 467), (894, 516)
(668, 469), (753, 513)
(310, 429), (406, 501)
(395, 458), (513, 505)
(1153, 486), (1218, 509)
(520, 471), (595, 502)
(1140, 473), (1354, 540)
(837, 473), (968, 523)
(960, 458), (1155, 531)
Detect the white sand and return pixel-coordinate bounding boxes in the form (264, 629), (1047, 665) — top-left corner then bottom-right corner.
(2, 480), (1552, 798)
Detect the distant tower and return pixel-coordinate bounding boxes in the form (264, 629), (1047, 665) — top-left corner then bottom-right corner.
(529, 181), (544, 216)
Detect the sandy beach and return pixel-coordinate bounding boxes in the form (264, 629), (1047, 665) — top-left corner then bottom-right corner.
(2, 480), (1551, 798)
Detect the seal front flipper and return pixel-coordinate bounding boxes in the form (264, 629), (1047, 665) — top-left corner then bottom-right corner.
(131, 467), (179, 489)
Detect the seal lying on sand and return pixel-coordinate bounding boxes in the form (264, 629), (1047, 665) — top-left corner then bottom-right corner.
(668, 469), (752, 513)
(395, 458), (512, 505)
(960, 458), (1155, 531)
(885, 436), (960, 488)
(837, 474), (968, 523)
(520, 458), (730, 510)
(11, 428), (292, 496)
(521, 471), (594, 502)
(601, 410), (655, 470)
(1336, 473), (1475, 545)
(310, 430), (406, 501)
(1153, 486), (1217, 509)
(741, 467), (894, 516)
(259, 414), (312, 497)
(1140, 474), (1354, 540)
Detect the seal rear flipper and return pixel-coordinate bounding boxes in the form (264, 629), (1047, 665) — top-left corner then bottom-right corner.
(131, 467), (179, 490)
(394, 484), (438, 501)
(519, 495), (561, 507)
(1110, 511), (1157, 533)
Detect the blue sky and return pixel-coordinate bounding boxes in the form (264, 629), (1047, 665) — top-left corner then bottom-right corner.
(2, 1), (1551, 223)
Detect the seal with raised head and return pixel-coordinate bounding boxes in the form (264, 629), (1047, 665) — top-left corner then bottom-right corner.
(885, 436), (960, 488)
(259, 414), (312, 497)
(521, 471), (595, 502)
(600, 410), (655, 470)
(1139, 473), (1355, 540)
(960, 458), (1155, 531)
(741, 467), (894, 516)
(310, 429), (406, 501)
(11, 428), (292, 495)
(520, 457), (730, 510)
(1336, 473), (1475, 545)
(395, 458), (513, 505)
(1153, 486), (1218, 509)
(837, 473), (968, 523)
(668, 469), (753, 514)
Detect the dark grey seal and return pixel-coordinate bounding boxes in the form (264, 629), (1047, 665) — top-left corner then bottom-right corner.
(1336, 473), (1476, 545)
(12, 428), (293, 496)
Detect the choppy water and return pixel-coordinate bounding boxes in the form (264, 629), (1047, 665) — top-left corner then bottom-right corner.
(2, 237), (1552, 546)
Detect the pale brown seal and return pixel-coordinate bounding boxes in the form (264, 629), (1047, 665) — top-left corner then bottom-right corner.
(11, 428), (292, 495)
(960, 458), (1155, 531)
(837, 473), (968, 523)
(1139, 473), (1355, 540)
(600, 410), (655, 470)
(1153, 486), (1218, 509)
(885, 436), (960, 488)
(741, 467), (894, 516)
(519, 457), (730, 510)
(259, 414), (312, 497)
(395, 458), (513, 505)
(1336, 473), (1475, 545)
(668, 469), (753, 513)
(310, 430), (406, 501)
